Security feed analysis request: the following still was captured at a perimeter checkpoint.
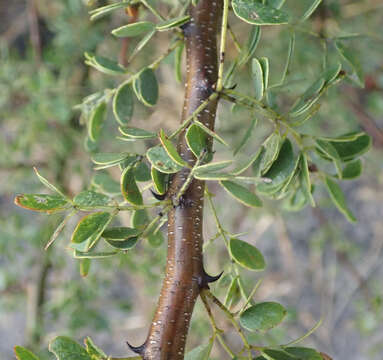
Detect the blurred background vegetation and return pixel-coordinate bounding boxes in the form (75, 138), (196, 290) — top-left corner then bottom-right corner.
(0, 0), (382, 359)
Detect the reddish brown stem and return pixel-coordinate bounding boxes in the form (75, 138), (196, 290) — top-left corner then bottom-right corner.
(130, 1), (223, 359)
(119, 5), (139, 67)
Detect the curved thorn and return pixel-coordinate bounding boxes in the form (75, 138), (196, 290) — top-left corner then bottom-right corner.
(201, 270), (224, 287)
(126, 341), (145, 355)
(150, 189), (166, 201)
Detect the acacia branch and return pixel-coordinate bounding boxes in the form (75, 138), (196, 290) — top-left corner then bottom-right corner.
(128, 2), (224, 359)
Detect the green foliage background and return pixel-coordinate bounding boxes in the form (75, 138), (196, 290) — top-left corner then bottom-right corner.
(1, 0), (383, 359)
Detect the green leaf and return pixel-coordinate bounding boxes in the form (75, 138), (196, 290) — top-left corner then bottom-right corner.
(279, 154), (301, 194)
(156, 15), (191, 31)
(129, 29), (156, 60)
(74, 250), (118, 259)
(119, 126), (156, 139)
(14, 346), (39, 360)
(301, 0), (323, 21)
(121, 166), (143, 205)
(330, 134), (371, 162)
(232, 0), (290, 26)
(285, 347), (322, 360)
(159, 129), (188, 166)
(91, 152), (131, 169)
(234, 117), (257, 155)
(289, 64), (341, 117)
(134, 162), (151, 182)
(132, 209), (149, 230)
(92, 173), (121, 195)
(71, 212), (114, 252)
(238, 25), (261, 67)
(256, 349), (294, 360)
(88, 101), (107, 142)
(257, 139), (296, 195)
(220, 181), (262, 207)
(49, 336), (90, 360)
(279, 32), (295, 85)
(33, 167), (67, 198)
(224, 276), (242, 308)
(111, 21), (155, 37)
(103, 227), (140, 239)
(131, 209), (164, 247)
(14, 194), (69, 213)
(335, 41), (364, 87)
(240, 302), (286, 331)
(148, 230), (165, 247)
(151, 167), (168, 195)
(113, 82), (134, 126)
(104, 236), (138, 250)
(118, 156), (139, 172)
(133, 68), (159, 107)
(324, 177), (356, 222)
(299, 154), (315, 206)
(194, 160), (233, 174)
(259, 57), (270, 90)
(80, 259), (91, 277)
(89, 2), (129, 21)
(260, 132), (281, 174)
(232, 149), (262, 175)
(84, 135), (99, 153)
(194, 120), (229, 147)
(45, 211), (77, 250)
(84, 53), (125, 75)
(73, 191), (111, 207)
(322, 62), (342, 85)
(315, 140), (343, 178)
(289, 78), (325, 117)
(147, 146), (183, 174)
(194, 172), (234, 181)
(92, 152), (131, 164)
(267, 0), (286, 9)
(174, 43), (184, 83)
(283, 187), (308, 212)
(258, 347), (322, 360)
(186, 124), (208, 158)
(184, 340), (213, 360)
(84, 337), (107, 359)
(229, 238), (265, 271)
(342, 159), (362, 180)
(317, 131), (364, 142)
(252, 58), (264, 101)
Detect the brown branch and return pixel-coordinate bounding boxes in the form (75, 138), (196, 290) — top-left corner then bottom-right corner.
(27, 251), (52, 346)
(345, 96), (383, 148)
(27, 0), (42, 65)
(130, 2), (223, 359)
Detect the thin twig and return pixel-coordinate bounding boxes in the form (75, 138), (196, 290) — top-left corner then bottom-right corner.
(216, 0), (230, 92)
(140, 0), (166, 21)
(169, 92), (219, 139)
(200, 291), (237, 359)
(227, 24), (242, 53)
(204, 290), (253, 359)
